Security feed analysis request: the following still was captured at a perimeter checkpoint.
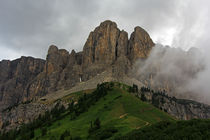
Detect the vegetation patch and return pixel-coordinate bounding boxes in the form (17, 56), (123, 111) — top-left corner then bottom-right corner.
(117, 119), (210, 140)
(0, 82), (175, 140)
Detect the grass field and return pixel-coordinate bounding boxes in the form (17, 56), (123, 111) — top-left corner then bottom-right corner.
(32, 83), (174, 140)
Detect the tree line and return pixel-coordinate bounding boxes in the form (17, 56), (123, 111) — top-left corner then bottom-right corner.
(0, 82), (114, 140)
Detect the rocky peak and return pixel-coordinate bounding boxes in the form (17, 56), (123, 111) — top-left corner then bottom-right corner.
(82, 20), (155, 68)
(99, 20), (118, 28)
(128, 26), (155, 62)
(0, 20), (156, 114)
(70, 49), (76, 55)
(45, 45), (69, 74)
(82, 20), (121, 67)
(48, 45), (58, 54)
(81, 20), (155, 80)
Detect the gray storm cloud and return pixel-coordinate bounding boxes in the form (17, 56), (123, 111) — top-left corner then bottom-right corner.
(0, 0), (209, 60)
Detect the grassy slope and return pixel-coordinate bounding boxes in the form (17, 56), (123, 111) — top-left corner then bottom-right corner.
(117, 119), (210, 140)
(33, 85), (174, 139)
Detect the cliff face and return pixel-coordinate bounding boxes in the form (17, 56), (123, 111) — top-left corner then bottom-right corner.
(82, 21), (154, 66)
(0, 57), (45, 111)
(82, 20), (154, 80)
(128, 26), (155, 62)
(138, 90), (210, 120)
(0, 20), (207, 116)
(0, 20), (155, 112)
(27, 45), (83, 98)
(1, 20), (210, 131)
(82, 21), (120, 66)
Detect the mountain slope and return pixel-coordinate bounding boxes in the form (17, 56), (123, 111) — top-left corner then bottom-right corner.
(0, 20), (209, 136)
(117, 119), (210, 140)
(2, 82), (210, 140)
(34, 84), (173, 139)
(4, 82), (173, 140)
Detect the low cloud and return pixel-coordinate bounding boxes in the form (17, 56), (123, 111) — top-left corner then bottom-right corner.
(132, 44), (210, 104)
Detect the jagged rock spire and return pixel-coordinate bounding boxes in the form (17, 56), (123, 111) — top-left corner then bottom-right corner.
(48, 45), (58, 54)
(128, 26), (155, 61)
(82, 20), (155, 67)
(82, 20), (121, 67)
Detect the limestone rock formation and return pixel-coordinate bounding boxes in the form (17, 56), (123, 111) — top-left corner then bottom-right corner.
(82, 20), (134, 81)
(27, 46), (83, 98)
(0, 57), (45, 111)
(116, 30), (129, 58)
(128, 26), (155, 62)
(138, 90), (210, 120)
(1, 20), (210, 131)
(0, 20), (154, 112)
(82, 20), (120, 67)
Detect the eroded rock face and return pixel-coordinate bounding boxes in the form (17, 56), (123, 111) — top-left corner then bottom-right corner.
(128, 26), (155, 62)
(0, 20), (156, 127)
(1, 20), (210, 131)
(0, 21), (157, 113)
(45, 45), (69, 75)
(83, 20), (120, 67)
(116, 30), (129, 58)
(44, 46), (69, 91)
(28, 46), (83, 97)
(0, 102), (48, 130)
(0, 20), (156, 113)
(82, 20), (131, 80)
(0, 57), (45, 111)
(138, 91), (210, 120)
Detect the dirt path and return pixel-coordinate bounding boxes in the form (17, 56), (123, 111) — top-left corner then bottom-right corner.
(136, 121), (150, 129)
(119, 113), (128, 119)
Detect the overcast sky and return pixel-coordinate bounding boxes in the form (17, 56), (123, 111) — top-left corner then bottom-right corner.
(0, 0), (209, 60)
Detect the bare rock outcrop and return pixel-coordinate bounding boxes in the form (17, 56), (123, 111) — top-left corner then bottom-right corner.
(0, 20), (156, 129)
(0, 57), (45, 111)
(128, 26), (155, 62)
(82, 20), (133, 81)
(28, 46), (83, 98)
(1, 20), (210, 131)
(0, 20), (156, 117)
(116, 30), (129, 58)
(83, 20), (120, 67)
(138, 90), (210, 120)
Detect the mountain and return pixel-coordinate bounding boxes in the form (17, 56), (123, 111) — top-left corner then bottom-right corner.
(1, 82), (210, 140)
(0, 82), (174, 139)
(0, 20), (154, 112)
(0, 20), (210, 133)
(0, 57), (45, 111)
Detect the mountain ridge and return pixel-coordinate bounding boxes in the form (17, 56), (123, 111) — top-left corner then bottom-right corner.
(0, 20), (155, 112)
(0, 20), (209, 132)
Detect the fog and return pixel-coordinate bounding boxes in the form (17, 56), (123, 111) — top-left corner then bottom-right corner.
(133, 44), (210, 104)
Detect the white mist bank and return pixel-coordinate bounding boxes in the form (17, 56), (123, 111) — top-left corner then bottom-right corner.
(133, 44), (210, 104)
